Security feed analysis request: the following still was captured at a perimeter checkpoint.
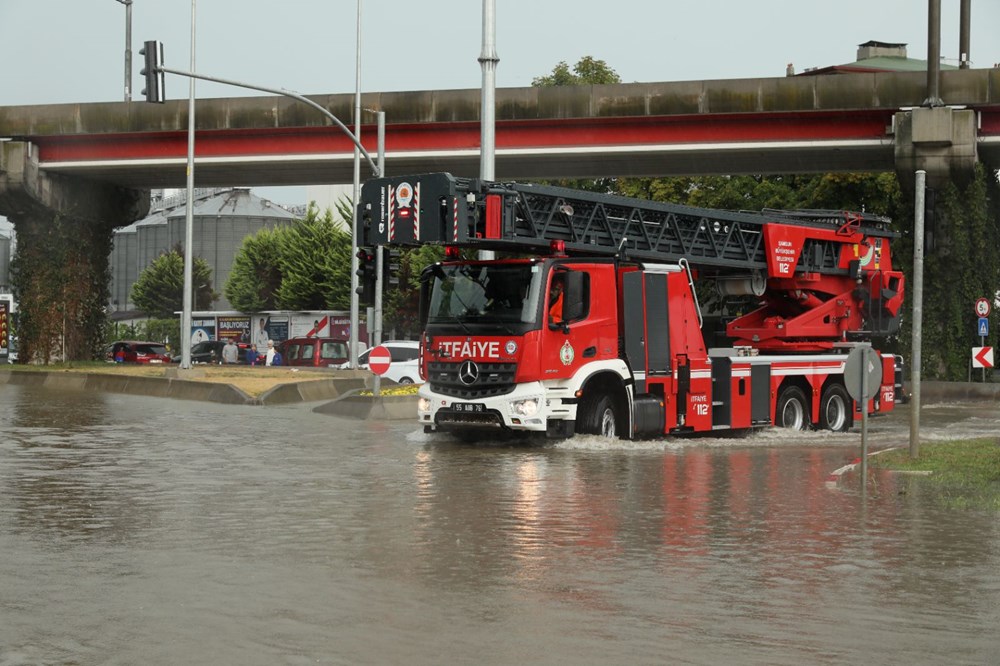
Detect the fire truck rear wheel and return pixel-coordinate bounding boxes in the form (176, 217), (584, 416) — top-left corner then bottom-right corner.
(577, 393), (619, 438)
(775, 386), (809, 430)
(819, 383), (852, 432)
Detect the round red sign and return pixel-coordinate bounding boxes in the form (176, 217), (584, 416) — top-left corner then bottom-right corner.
(975, 297), (991, 318)
(367, 345), (392, 375)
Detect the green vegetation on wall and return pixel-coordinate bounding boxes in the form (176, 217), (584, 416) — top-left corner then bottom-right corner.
(900, 165), (1000, 380)
(10, 214), (115, 363)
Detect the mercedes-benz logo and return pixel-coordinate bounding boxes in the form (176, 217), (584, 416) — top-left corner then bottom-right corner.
(458, 360), (480, 385)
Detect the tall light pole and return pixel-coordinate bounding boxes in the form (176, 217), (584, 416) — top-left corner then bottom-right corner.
(349, 0), (364, 368)
(115, 0), (133, 102)
(180, 0), (196, 369)
(477, 0), (498, 262)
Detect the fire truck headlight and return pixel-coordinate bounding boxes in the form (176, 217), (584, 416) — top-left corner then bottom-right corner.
(417, 397), (431, 412)
(512, 398), (539, 417)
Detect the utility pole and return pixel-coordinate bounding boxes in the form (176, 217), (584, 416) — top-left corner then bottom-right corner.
(349, 0), (364, 368)
(115, 0), (133, 103)
(924, 0), (943, 106)
(181, 0), (197, 369)
(910, 170), (927, 459)
(373, 112), (385, 396)
(959, 0), (971, 69)
(478, 0), (498, 261)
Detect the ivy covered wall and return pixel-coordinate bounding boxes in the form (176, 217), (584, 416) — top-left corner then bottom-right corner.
(896, 165), (1000, 380)
(10, 213), (116, 363)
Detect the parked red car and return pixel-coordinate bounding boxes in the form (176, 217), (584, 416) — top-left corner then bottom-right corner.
(106, 340), (173, 364)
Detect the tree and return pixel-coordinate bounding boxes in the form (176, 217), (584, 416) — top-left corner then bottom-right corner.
(131, 248), (217, 318)
(225, 226), (285, 313)
(532, 56), (621, 87)
(224, 204), (354, 313)
(274, 205), (353, 310)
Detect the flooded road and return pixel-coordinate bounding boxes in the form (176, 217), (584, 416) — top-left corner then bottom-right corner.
(1, 384), (998, 665)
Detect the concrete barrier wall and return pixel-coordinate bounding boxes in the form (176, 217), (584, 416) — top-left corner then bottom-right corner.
(313, 394), (418, 421)
(0, 369), (365, 406)
(919, 381), (1000, 402)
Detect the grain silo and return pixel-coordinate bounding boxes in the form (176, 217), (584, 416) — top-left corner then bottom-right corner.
(109, 189), (297, 313)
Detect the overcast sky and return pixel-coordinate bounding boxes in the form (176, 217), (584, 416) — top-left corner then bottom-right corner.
(1, 0), (998, 207)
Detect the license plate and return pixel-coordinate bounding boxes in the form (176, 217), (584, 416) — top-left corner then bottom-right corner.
(452, 402), (485, 413)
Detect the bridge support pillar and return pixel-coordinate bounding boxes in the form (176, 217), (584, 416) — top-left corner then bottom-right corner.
(894, 107), (978, 192)
(0, 140), (150, 363)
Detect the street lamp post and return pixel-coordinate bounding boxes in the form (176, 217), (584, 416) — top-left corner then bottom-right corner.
(349, 0), (364, 369)
(181, 0), (196, 369)
(115, 0), (133, 103)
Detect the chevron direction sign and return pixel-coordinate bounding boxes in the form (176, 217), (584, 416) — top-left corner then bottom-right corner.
(972, 346), (994, 369)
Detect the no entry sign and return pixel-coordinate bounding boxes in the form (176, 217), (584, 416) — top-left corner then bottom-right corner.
(368, 345), (392, 375)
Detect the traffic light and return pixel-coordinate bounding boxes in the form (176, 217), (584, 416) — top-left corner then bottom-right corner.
(383, 249), (401, 289)
(139, 40), (165, 103)
(355, 248), (376, 305)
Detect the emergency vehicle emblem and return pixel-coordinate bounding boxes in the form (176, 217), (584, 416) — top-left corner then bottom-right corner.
(560, 341), (574, 366)
(395, 182), (414, 207)
(505, 340), (518, 355)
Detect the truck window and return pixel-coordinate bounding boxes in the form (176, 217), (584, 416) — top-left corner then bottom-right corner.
(425, 263), (540, 326)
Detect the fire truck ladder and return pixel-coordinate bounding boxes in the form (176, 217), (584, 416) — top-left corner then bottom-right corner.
(362, 173), (896, 279)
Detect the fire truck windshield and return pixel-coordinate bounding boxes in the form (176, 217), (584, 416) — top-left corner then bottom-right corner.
(423, 262), (543, 329)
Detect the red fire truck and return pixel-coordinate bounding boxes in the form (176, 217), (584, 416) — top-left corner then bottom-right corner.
(359, 173), (904, 439)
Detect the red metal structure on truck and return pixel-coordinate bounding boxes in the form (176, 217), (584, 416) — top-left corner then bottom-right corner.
(359, 173), (904, 439)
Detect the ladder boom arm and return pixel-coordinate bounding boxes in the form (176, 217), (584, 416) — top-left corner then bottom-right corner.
(360, 172), (897, 279)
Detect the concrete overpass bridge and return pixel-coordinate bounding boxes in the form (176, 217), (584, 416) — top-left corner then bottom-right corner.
(2, 69), (999, 204)
(0, 68), (998, 361)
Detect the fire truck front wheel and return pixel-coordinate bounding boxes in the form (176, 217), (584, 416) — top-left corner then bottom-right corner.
(775, 386), (809, 430)
(577, 393), (621, 438)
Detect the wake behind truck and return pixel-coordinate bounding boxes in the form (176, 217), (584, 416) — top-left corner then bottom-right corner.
(359, 173), (904, 440)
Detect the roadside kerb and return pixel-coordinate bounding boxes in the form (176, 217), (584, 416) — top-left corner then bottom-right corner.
(259, 377), (367, 405)
(313, 389), (419, 421)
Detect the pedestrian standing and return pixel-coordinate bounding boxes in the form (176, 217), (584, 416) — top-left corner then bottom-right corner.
(222, 338), (239, 364)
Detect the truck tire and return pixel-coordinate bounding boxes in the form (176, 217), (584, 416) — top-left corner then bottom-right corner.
(819, 383), (852, 432)
(775, 386), (809, 430)
(577, 393), (619, 438)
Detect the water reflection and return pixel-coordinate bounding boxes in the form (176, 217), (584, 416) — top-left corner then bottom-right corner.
(5, 387), (149, 544)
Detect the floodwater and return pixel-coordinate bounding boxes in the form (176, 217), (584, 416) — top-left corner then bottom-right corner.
(1, 384), (998, 665)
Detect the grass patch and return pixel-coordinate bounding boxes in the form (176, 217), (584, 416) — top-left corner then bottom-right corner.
(359, 384), (419, 397)
(870, 439), (1000, 510)
(2, 361), (349, 398)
